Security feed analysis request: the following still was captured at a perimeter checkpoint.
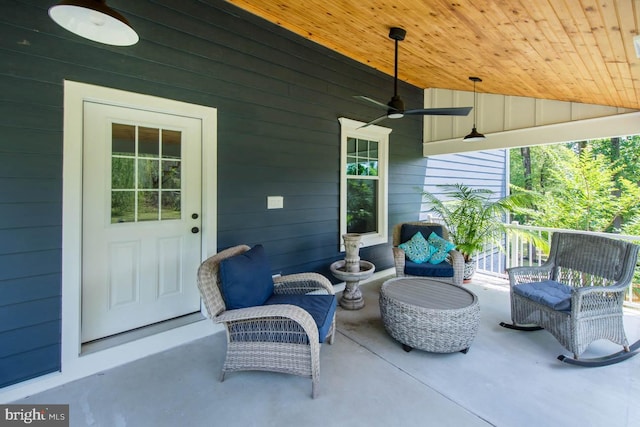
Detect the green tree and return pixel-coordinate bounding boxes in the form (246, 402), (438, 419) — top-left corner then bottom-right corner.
(524, 145), (640, 232)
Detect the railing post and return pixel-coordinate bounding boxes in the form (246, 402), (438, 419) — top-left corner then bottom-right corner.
(509, 221), (520, 270)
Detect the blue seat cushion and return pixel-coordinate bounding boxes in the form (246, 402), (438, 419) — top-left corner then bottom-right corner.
(265, 294), (337, 343)
(513, 280), (573, 312)
(404, 259), (454, 277)
(219, 244), (274, 309)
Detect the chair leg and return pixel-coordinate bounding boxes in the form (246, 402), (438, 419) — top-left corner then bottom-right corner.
(219, 370), (226, 382)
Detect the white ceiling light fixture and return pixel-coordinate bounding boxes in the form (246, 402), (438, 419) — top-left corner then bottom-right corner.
(463, 76), (486, 142)
(49, 0), (139, 46)
(634, 35), (640, 59)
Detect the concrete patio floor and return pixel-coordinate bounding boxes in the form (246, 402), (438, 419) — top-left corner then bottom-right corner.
(13, 273), (640, 427)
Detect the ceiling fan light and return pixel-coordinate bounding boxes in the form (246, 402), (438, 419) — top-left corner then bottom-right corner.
(388, 112), (404, 119)
(634, 35), (640, 59)
(463, 127), (486, 142)
(49, 0), (139, 46)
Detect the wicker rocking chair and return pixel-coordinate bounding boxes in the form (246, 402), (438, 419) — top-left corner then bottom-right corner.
(197, 244), (336, 398)
(500, 232), (640, 366)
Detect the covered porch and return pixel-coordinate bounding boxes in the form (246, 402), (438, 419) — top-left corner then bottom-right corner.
(16, 272), (640, 427)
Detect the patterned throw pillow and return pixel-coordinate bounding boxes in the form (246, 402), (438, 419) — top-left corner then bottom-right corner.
(427, 232), (456, 264)
(398, 232), (435, 264)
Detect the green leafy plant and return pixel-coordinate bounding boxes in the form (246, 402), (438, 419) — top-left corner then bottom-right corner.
(421, 183), (541, 262)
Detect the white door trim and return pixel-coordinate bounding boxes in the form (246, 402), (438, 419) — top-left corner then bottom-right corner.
(0, 81), (221, 401)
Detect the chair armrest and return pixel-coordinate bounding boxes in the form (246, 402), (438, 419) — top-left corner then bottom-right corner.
(507, 265), (554, 285)
(448, 249), (464, 286)
(392, 247), (406, 277)
(273, 272), (335, 295)
(571, 285), (627, 317)
(215, 304), (320, 344)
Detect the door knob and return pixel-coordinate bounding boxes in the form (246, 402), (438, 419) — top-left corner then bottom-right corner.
(191, 227), (199, 234)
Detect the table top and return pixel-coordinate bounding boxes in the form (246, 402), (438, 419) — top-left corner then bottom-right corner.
(381, 277), (477, 310)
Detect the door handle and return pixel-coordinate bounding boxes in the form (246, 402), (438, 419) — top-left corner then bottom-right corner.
(191, 227), (199, 234)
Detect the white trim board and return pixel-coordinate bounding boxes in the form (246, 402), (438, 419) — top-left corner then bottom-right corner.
(0, 81), (220, 402)
(423, 111), (640, 156)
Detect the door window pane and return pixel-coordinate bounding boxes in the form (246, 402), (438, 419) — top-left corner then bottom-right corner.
(162, 130), (181, 159)
(138, 159), (159, 189)
(112, 124), (135, 155)
(161, 191), (181, 220)
(111, 191), (135, 223)
(112, 157), (134, 189)
(139, 127), (159, 157)
(161, 160), (181, 189)
(138, 191), (159, 221)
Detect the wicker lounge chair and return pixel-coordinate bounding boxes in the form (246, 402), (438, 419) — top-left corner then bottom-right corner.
(500, 232), (640, 366)
(392, 221), (464, 286)
(197, 244), (336, 398)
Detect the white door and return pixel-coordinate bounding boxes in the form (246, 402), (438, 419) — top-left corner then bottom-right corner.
(81, 102), (202, 343)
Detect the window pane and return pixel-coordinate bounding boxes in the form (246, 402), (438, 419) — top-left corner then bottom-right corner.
(368, 161), (378, 176)
(138, 191), (159, 221)
(161, 191), (181, 220)
(369, 141), (378, 158)
(161, 160), (181, 189)
(357, 139), (369, 156)
(162, 130), (181, 159)
(112, 157), (135, 189)
(111, 191), (135, 223)
(347, 156), (358, 175)
(346, 179), (378, 234)
(347, 137), (357, 155)
(138, 159), (159, 189)
(139, 127), (159, 157)
(112, 123), (135, 155)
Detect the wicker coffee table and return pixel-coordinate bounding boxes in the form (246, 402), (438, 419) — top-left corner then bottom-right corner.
(379, 277), (480, 353)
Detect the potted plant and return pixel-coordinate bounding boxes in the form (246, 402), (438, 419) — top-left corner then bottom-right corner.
(421, 183), (537, 281)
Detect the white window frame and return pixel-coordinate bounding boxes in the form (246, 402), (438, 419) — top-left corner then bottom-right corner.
(338, 117), (391, 250)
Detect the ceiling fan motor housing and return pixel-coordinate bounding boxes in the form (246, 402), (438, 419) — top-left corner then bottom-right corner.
(389, 27), (406, 41)
(387, 95), (405, 113)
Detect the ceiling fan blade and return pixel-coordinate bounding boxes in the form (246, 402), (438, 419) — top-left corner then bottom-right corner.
(354, 95), (397, 110)
(358, 114), (389, 129)
(404, 106), (472, 116)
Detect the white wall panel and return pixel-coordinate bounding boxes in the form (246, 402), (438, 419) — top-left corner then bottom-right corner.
(423, 88), (639, 156)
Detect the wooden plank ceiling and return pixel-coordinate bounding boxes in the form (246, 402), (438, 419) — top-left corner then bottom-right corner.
(226, 0), (640, 109)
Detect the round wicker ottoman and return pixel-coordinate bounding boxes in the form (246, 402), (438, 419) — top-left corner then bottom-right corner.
(379, 277), (480, 353)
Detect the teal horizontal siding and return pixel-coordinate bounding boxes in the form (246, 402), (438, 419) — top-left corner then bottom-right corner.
(0, 0), (427, 388)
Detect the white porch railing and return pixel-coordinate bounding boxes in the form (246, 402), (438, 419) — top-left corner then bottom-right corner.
(422, 215), (640, 308)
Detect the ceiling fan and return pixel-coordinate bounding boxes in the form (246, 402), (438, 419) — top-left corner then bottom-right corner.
(355, 27), (472, 128)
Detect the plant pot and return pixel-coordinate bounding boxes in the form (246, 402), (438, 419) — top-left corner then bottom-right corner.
(463, 261), (476, 283)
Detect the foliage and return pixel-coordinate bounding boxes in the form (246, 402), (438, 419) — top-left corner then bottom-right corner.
(421, 183), (538, 262)
(512, 144), (640, 233)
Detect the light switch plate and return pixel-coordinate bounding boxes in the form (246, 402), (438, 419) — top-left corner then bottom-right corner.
(267, 196), (284, 209)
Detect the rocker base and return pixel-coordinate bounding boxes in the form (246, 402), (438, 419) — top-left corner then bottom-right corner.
(557, 339), (640, 367)
(499, 322), (544, 332)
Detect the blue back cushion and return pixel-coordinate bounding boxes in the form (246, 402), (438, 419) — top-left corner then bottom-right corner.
(265, 294), (337, 343)
(401, 224), (444, 245)
(404, 260), (454, 277)
(513, 280), (572, 312)
(219, 244), (274, 309)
